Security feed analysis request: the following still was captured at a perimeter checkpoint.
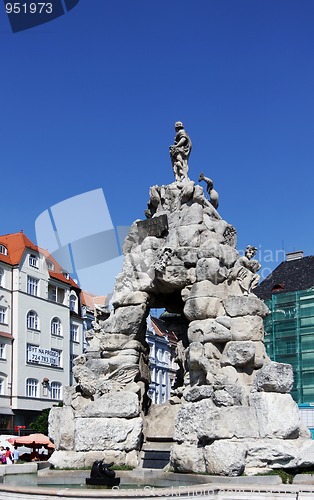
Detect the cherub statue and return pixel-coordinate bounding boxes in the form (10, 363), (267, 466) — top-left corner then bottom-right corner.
(228, 245), (261, 295)
(169, 121), (192, 182)
(198, 172), (219, 209)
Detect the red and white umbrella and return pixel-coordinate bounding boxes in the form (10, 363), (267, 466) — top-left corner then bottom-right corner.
(8, 433), (54, 450)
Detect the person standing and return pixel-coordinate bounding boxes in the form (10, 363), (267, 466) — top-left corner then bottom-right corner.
(12, 446), (19, 464)
(5, 447), (12, 465)
(0, 446), (5, 464)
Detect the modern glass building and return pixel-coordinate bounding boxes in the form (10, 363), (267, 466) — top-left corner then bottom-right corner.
(255, 251), (314, 436)
(263, 289), (314, 404)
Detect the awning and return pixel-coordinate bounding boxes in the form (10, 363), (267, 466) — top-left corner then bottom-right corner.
(0, 407), (14, 415)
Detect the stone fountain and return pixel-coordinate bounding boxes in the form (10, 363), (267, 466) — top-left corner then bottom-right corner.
(49, 122), (314, 476)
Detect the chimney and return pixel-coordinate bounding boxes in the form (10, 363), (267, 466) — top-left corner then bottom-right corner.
(286, 251), (304, 261)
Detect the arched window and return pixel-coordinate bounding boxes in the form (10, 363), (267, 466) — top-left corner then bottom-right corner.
(0, 245), (7, 256)
(27, 310), (39, 330)
(0, 268), (4, 287)
(0, 378), (4, 395)
(51, 317), (62, 336)
(26, 378), (38, 398)
(50, 381), (62, 400)
(70, 294), (77, 312)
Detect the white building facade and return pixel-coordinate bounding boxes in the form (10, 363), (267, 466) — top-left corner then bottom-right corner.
(0, 232), (84, 431)
(146, 316), (178, 404)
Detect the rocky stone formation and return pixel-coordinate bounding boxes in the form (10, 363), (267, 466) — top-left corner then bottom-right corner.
(49, 125), (314, 475)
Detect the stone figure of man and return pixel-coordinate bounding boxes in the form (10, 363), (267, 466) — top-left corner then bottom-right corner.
(228, 245), (261, 295)
(169, 121), (192, 182)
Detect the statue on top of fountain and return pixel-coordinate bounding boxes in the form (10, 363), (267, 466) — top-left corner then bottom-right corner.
(169, 121), (192, 181)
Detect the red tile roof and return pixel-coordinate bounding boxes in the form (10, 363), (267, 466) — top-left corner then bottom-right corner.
(0, 231), (79, 289)
(80, 290), (108, 309)
(0, 232), (38, 266)
(150, 316), (178, 342)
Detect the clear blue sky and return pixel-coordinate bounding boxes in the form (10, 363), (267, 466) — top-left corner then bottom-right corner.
(1, 0), (313, 291)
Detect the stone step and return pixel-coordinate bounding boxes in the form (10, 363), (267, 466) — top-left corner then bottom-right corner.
(142, 441), (172, 452)
(141, 449), (170, 469)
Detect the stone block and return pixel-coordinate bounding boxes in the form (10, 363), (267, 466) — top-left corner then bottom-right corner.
(49, 406), (75, 450)
(253, 341), (269, 369)
(174, 400), (259, 443)
(170, 443), (206, 473)
(144, 402), (180, 440)
(76, 391), (140, 418)
(221, 341), (256, 367)
(229, 315), (264, 341)
(102, 303), (147, 336)
(183, 385), (214, 402)
(179, 203), (203, 226)
(245, 438), (300, 469)
(188, 318), (232, 344)
(176, 246), (199, 265)
(111, 290), (149, 308)
(177, 225), (201, 247)
(196, 257), (228, 283)
(197, 240), (221, 259)
(141, 236), (163, 251)
(254, 361), (294, 393)
(75, 417), (143, 452)
(184, 296), (225, 321)
(250, 392), (301, 439)
(224, 295), (270, 318)
(204, 440), (247, 476)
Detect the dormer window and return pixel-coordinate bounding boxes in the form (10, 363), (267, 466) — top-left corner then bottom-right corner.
(46, 260), (54, 271)
(0, 245), (7, 256)
(271, 283), (285, 293)
(29, 254), (38, 268)
(62, 271), (70, 280)
(70, 294), (77, 312)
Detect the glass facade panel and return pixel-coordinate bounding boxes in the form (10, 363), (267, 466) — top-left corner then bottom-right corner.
(264, 289), (314, 404)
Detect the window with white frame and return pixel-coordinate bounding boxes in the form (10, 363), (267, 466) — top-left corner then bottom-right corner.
(70, 294), (77, 312)
(26, 378), (38, 398)
(27, 276), (39, 296)
(0, 343), (5, 359)
(48, 284), (65, 304)
(50, 381), (62, 400)
(70, 323), (79, 342)
(29, 253), (38, 268)
(27, 310), (39, 330)
(51, 317), (62, 336)
(52, 349), (62, 368)
(148, 341), (155, 359)
(0, 268), (3, 287)
(0, 306), (7, 324)
(0, 378), (3, 395)
(0, 245), (7, 256)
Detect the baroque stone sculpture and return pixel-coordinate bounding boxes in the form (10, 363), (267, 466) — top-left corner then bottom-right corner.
(48, 122), (314, 476)
(198, 172), (219, 209)
(86, 460), (120, 486)
(169, 121), (192, 182)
